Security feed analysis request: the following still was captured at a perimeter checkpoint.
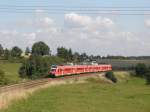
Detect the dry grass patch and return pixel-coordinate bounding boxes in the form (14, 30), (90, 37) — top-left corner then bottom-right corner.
(0, 76), (96, 110)
(114, 71), (130, 82)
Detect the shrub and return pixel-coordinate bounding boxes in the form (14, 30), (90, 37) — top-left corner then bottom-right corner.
(135, 63), (150, 85)
(105, 71), (117, 83)
(135, 63), (149, 77)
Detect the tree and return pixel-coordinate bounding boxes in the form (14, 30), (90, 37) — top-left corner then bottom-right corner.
(32, 41), (50, 56)
(3, 48), (10, 60)
(57, 47), (67, 58)
(0, 44), (4, 57)
(135, 63), (149, 77)
(67, 48), (73, 62)
(73, 52), (80, 63)
(25, 47), (30, 55)
(79, 53), (88, 62)
(57, 47), (74, 62)
(11, 46), (22, 58)
(18, 56), (64, 79)
(57, 47), (68, 61)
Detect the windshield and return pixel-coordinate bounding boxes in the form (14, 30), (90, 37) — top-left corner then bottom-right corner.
(51, 65), (57, 68)
(51, 65), (57, 72)
(51, 69), (56, 72)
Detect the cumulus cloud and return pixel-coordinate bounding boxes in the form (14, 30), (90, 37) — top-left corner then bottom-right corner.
(65, 13), (92, 27)
(64, 13), (114, 29)
(0, 12), (149, 56)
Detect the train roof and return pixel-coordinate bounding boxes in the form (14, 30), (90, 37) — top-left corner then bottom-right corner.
(56, 64), (112, 68)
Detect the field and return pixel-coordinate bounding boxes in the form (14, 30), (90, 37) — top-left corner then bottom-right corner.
(0, 61), (21, 84)
(2, 74), (150, 112)
(98, 59), (150, 69)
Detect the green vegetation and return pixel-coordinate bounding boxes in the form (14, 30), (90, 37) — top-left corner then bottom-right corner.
(98, 59), (150, 70)
(1, 41), (150, 84)
(0, 44), (4, 57)
(135, 63), (149, 77)
(0, 69), (8, 85)
(32, 41), (50, 56)
(2, 76), (150, 112)
(0, 44), (23, 62)
(11, 46), (22, 58)
(105, 71), (117, 83)
(57, 47), (73, 62)
(113, 71), (130, 82)
(145, 72), (150, 84)
(135, 63), (150, 84)
(0, 61), (21, 84)
(19, 56), (64, 79)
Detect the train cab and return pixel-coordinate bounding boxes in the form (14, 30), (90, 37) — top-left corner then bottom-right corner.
(50, 65), (57, 76)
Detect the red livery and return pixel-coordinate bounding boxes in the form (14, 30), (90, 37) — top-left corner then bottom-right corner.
(50, 64), (112, 77)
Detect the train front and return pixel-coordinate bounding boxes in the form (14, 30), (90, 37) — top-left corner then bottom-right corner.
(49, 65), (57, 77)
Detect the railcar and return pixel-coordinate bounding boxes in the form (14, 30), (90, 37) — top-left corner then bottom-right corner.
(49, 64), (112, 77)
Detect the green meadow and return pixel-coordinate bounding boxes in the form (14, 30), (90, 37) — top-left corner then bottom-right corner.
(2, 74), (150, 112)
(0, 61), (21, 84)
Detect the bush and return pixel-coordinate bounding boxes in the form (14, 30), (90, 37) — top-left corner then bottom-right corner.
(105, 71), (117, 83)
(135, 63), (150, 85)
(135, 63), (149, 77)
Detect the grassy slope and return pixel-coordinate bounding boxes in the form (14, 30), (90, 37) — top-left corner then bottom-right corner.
(2, 76), (150, 112)
(0, 61), (21, 83)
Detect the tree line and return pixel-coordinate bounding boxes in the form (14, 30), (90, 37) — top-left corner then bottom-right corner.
(1, 41), (150, 82)
(0, 41), (102, 80)
(0, 42), (101, 63)
(0, 44), (22, 61)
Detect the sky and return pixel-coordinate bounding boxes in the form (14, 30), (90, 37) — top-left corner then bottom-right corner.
(0, 0), (150, 56)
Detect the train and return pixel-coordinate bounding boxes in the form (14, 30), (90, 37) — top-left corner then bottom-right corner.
(49, 64), (112, 77)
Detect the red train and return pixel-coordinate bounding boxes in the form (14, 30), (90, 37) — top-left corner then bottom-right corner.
(49, 64), (112, 77)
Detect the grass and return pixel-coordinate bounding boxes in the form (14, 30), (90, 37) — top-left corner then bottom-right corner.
(0, 61), (21, 84)
(2, 75), (150, 112)
(114, 71), (131, 82)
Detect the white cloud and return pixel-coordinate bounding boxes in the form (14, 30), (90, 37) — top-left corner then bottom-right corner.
(34, 17), (56, 31)
(39, 17), (54, 26)
(95, 17), (114, 28)
(145, 19), (150, 28)
(65, 13), (92, 27)
(64, 13), (114, 29)
(0, 13), (149, 56)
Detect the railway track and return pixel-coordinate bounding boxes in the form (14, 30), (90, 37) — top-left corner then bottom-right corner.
(0, 73), (105, 94)
(0, 79), (50, 93)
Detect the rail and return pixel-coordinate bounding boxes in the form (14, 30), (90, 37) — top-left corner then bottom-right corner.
(0, 73), (105, 94)
(0, 79), (49, 93)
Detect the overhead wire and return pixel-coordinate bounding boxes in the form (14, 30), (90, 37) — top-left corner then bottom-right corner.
(0, 5), (149, 15)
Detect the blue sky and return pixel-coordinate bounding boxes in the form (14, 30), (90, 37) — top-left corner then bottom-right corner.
(0, 0), (150, 56)
(0, 0), (148, 29)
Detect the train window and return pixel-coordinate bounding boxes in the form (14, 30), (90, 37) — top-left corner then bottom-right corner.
(51, 69), (56, 72)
